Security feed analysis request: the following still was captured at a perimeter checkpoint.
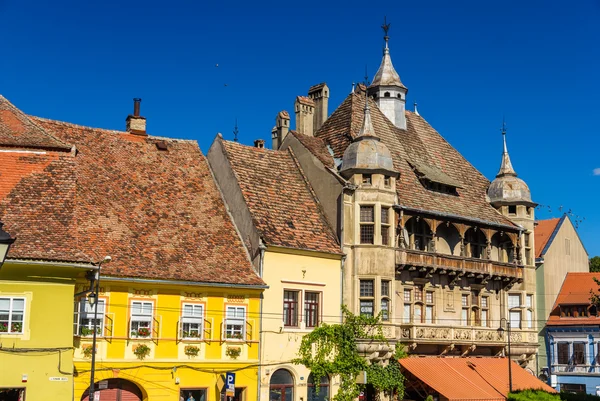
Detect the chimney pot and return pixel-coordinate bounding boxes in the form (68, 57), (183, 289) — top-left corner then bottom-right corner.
(133, 98), (142, 116)
(126, 98), (147, 135)
(254, 139), (265, 149)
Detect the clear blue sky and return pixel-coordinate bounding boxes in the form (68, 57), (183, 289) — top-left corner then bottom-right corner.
(1, 0), (598, 256)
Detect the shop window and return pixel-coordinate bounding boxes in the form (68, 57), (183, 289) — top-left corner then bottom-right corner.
(182, 389), (207, 401)
(307, 374), (329, 401)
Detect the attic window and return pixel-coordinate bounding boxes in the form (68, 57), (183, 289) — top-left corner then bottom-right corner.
(410, 162), (462, 196)
(156, 141), (168, 151)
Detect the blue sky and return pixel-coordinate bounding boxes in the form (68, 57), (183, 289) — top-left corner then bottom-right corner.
(1, 0), (599, 256)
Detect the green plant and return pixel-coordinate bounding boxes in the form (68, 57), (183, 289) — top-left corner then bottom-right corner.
(560, 392), (600, 401)
(82, 345), (95, 358)
(133, 344), (151, 360)
(508, 390), (560, 401)
(293, 306), (405, 401)
(226, 346), (242, 359)
(80, 327), (98, 336)
(184, 345), (200, 357)
(226, 332), (243, 340)
(425, 396), (434, 401)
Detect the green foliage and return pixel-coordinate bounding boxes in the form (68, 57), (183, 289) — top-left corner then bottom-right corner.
(508, 390), (560, 401)
(425, 396), (434, 401)
(590, 256), (600, 272)
(293, 306), (405, 401)
(226, 346), (241, 359)
(184, 345), (200, 357)
(560, 391), (600, 401)
(133, 344), (151, 360)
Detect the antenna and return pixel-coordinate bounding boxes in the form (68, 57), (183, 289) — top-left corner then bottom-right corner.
(233, 119), (239, 142)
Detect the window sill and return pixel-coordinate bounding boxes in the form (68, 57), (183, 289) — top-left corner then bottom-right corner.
(0, 332), (23, 336)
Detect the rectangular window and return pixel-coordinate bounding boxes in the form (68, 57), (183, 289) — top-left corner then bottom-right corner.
(130, 301), (153, 337)
(565, 238), (571, 256)
(79, 299), (105, 336)
(508, 205), (517, 215)
(381, 207), (391, 246)
(360, 300), (374, 317)
(381, 299), (389, 321)
(225, 306), (246, 340)
(403, 303), (411, 323)
(403, 289), (411, 302)
(414, 286), (423, 302)
(425, 305), (433, 324)
(0, 297), (25, 334)
(526, 309), (533, 329)
(384, 176), (391, 188)
(360, 280), (374, 297)
(283, 290), (299, 327)
(415, 304), (423, 323)
(181, 304), (203, 339)
(426, 291), (434, 304)
(508, 294), (521, 308)
(461, 294), (469, 307)
(481, 310), (488, 327)
(381, 281), (390, 297)
(362, 174), (372, 185)
(360, 206), (375, 244)
(526, 295), (533, 308)
(561, 384), (586, 394)
(461, 308), (468, 326)
(573, 343), (586, 365)
(557, 342), (570, 364)
(509, 310), (521, 329)
(304, 292), (320, 328)
(481, 296), (488, 308)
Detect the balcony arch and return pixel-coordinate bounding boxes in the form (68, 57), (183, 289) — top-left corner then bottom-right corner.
(491, 232), (514, 263)
(464, 228), (487, 259)
(435, 222), (461, 256)
(405, 217), (433, 251)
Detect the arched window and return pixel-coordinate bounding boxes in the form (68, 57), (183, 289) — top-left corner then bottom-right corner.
(397, 94), (402, 98)
(270, 369), (294, 401)
(465, 228), (487, 259)
(384, 92), (391, 97)
(406, 218), (433, 251)
(307, 373), (330, 401)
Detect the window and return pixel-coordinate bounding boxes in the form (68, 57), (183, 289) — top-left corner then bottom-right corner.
(0, 297), (25, 334)
(414, 286), (423, 302)
(181, 304), (203, 339)
(407, 218), (432, 251)
(525, 233), (532, 265)
(381, 207), (391, 246)
(362, 174), (372, 185)
(130, 301), (153, 338)
(404, 289), (411, 302)
(508, 205), (517, 215)
(181, 389), (207, 401)
(283, 290), (299, 327)
(561, 384), (586, 394)
(461, 295), (469, 326)
(359, 279), (375, 317)
(481, 296), (489, 327)
(360, 206), (375, 244)
(304, 292), (320, 328)
(414, 304), (423, 323)
(557, 342), (570, 364)
(384, 176), (391, 188)
(565, 238), (571, 256)
(225, 306), (246, 340)
(403, 289), (411, 323)
(308, 374), (330, 401)
(79, 299), (105, 336)
(425, 291), (434, 324)
(466, 229), (487, 259)
(508, 294), (521, 308)
(381, 281), (390, 321)
(526, 294), (534, 329)
(384, 92), (390, 97)
(573, 343), (586, 365)
(526, 207), (532, 217)
(509, 309), (521, 329)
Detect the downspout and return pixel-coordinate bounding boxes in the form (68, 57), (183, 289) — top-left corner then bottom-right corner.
(257, 241), (267, 401)
(339, 187), (345, 322)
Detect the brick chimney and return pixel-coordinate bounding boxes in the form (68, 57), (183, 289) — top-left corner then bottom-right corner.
(272, 110), (290, 149)
(308, 83), (329, 133)
(254, 139), (265, 148)
(295, 96), (314, 136)
(126, 98), (147, 135)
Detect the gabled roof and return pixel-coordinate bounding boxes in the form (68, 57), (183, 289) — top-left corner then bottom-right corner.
(0, 95), (72, 151)
(219, 139), (341, 255)
(401, 357), (556, 401)
(547, 272), (600, 326)
(0, 95), (264, 286)
(535, 217), (561, 258)
(316, 93), (517, 228)
(288, 130), (335, 168)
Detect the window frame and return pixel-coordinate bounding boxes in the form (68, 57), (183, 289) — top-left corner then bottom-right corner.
(381, 280), (391, 322)
(129, 300), (154, 338)
(225, 305), (246, 340)
(181, 303), (204, 340)
(78, 298), (106, 337)
(381, 207), (391, 246)
(557, 342), (570, 365)
(359, 279), (375, 318)
(573, 342), (586, 365)
(283, 290), (300, 328)
(304, 291), (320, 328)
(359, 205), (375, 244)
(0, 297), (26, 335)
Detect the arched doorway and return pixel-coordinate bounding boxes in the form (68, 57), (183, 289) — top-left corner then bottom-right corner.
(81, 379), (143, 401)
(307, 373), (329, 401)
(269, 369), (294, 401)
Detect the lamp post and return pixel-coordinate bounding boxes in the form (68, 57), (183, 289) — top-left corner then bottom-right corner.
(498, 317), (513, 393)
(88, 256), (111, 401)
(0, 221), (16, 268)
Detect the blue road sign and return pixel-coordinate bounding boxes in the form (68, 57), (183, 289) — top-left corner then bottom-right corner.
(226, 372), (235, 396)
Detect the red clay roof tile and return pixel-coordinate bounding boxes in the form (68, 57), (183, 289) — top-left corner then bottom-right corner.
(535, 218), (561, 258)
(547, 272), (600, 326)
(289, 130), (335, 168)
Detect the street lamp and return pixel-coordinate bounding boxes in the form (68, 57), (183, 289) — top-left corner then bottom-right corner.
(87, 255), (111, 401)
(0, 221), (16, 268)
(498, 308), (520, 394)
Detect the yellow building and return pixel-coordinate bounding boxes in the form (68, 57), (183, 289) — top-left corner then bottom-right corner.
(208, 137), (344, 401)
(0, 95), (266, 401)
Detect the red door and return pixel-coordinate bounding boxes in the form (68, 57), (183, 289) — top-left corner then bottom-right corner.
(81, 379), (142, 401)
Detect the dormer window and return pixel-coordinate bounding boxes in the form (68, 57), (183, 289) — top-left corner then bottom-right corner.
(362, 174), (372, 185)
(410, 162), (462, 196)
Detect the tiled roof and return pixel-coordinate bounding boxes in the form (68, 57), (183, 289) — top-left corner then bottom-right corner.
(0, 95), (72, 151)
(308, 83), (327, 93)
(535, 217), (561, 258)
(0, 95), (263, 286)
(547, 272), (600, 326)
(401, 357), (556, 400)
(289, 130), (334, 168)
(220, 139), (341, 255)
(316, 93), (517, 228)
(296, 96), (315, 107)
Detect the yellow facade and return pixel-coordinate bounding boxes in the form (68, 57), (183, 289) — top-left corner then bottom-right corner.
(258, 247), (342, 401)
(0, 261), (86, 401)
(73, 279), (263, 401)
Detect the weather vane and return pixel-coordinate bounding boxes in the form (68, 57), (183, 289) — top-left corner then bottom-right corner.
(233, 119), (239, 142)
(501, 116), (507, 135)
(381, 16), (391, 37)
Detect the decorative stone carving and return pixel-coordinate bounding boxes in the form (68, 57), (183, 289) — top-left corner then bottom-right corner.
(454, 329), (472, 340)
(444, 291), (455, 312)
(510, 332), (522, 342)
(401, 328), (410, 339)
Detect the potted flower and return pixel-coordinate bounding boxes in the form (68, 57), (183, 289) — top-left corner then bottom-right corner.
(133, 327), (151, 338)
(226, 346), (242, 359)
(184, 345), (200, 357)
(0, 322), (8, 332)
(226, 332), (243, 340)
(82, 345), (95, 358)
(133, 344), (151, 360)
(80, 327), (97, 336)
(10, 323), (22, 333)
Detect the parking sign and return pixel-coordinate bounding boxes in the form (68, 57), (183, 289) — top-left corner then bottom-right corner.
(226, 372), (235, 397)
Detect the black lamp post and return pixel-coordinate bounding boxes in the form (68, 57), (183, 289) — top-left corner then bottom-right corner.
(498, 317), (513, 393)
(0, 221), (16, 268)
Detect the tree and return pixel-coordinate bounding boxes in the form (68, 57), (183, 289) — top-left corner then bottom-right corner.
(293, 306), (405, 401)
(590, 256), (600, 272)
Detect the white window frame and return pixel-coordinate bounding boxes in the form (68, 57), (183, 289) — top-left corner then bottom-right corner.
(181, 303), (204, 340)
(0, 297), (25, 334)
(225, 306), (246, 340)
(130, 301), (153, 338)
(79, 299), (106, 337)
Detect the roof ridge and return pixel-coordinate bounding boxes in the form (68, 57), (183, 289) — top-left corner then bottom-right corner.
(31, 115), (128, 135)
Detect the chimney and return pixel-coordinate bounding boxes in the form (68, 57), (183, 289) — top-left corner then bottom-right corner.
(126, 98), (147, 135)
(308, 83), (329, 133)
(294, 96), (314, 136)
(272, 110), (290, 149)
(254, 139), (265, 149)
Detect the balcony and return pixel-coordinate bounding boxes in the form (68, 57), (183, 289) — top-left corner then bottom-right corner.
(387, 323), (537, 345)
(396, 249), (523, 280)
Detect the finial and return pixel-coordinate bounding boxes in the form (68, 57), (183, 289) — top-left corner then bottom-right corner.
(414, 101), (419, 116)
(381, 16), (390, 49)
(364, 65), (370, 87)
(351, 82), (355, 93)
(233, 119), (239, 142)
(501, 116), (507, 153)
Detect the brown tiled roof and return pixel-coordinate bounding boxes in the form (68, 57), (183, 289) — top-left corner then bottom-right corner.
(0, 95), (263, 286)
(535, 217), (561, 258)
(547, 272), (600, 326)
(401, 357), (556, 400)
(316, 93), (517, 228)
(289, 130), (335, 168)
(308, 83), (327, 93)
(0, 95), (72, 151)
(296, 96), (315, 107)
(220, 139), (341, 255)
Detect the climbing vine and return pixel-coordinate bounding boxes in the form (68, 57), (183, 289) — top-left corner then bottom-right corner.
(293, 306), (405, 401)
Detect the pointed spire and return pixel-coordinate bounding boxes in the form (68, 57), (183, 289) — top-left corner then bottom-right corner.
(370, 18), (406, 89)
(496, 119), (517, 177)
(414, 100), (420, 116)
(357, 90), (377, 138)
